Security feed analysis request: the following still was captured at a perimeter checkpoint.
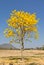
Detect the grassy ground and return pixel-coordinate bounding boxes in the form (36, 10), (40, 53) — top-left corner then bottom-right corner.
(0, 50), (44, 65)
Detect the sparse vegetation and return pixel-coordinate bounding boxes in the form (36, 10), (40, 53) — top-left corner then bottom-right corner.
(0, 50), (44, 65)
(28, 62), (41, 65)
(29, 63), (37, 65)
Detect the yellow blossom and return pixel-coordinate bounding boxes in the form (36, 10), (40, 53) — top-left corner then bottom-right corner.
(4, 10), (39, 40)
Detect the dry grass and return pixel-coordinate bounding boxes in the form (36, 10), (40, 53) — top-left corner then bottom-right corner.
(0, 50), (44, 65)
(0, 50), (44, 57)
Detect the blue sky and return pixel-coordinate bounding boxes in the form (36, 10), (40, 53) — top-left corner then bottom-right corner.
(0, 0), (44, 48)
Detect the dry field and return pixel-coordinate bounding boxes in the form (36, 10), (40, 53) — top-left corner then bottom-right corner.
(0, 50), (44, 65)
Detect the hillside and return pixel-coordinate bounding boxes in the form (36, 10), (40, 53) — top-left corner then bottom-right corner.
(0, 43), (15, 49)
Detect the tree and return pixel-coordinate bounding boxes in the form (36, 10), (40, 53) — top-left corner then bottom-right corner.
(4, 10), (39, 60)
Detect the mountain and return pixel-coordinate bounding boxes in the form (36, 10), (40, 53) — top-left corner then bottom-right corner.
(0, 43), (16, 49)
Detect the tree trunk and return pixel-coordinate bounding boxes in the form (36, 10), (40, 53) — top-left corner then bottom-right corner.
(21, 38), (24, 61)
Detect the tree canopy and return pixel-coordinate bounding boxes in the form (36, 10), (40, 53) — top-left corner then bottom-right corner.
(4, 10), (39, 44)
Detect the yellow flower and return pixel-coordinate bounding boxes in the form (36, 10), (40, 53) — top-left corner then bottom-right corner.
(4, 29), (14, 38)
(4, 10), (39, 40)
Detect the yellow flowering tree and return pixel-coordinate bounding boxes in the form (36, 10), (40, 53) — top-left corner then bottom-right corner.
(4, 10), (39, 59)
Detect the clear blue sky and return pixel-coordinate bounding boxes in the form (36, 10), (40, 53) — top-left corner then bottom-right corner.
(0, 0), (44, 48)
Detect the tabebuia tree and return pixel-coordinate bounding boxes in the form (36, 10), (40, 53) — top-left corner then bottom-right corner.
(4, 10), (39, 59)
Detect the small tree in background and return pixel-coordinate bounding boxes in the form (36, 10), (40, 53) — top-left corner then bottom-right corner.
(4, 10), (39, 60)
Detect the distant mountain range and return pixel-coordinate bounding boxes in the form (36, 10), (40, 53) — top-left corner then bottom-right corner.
(0, 43), (17, 50)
